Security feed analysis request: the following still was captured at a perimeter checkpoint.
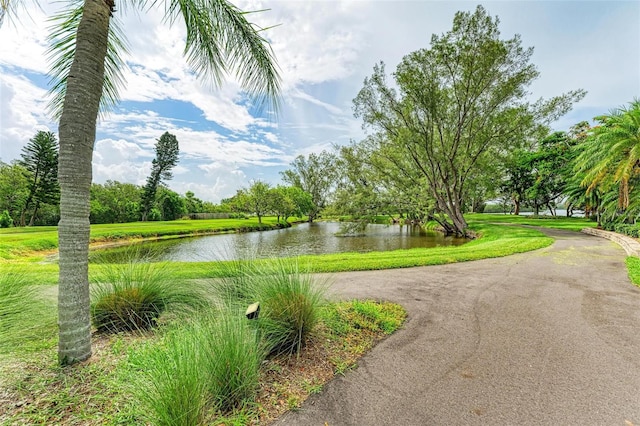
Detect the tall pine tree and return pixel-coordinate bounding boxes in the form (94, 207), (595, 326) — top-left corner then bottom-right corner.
(140, 132), (180, 221)
(20, 131), (60, 226)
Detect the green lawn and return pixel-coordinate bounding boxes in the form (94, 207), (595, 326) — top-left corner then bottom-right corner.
(0, 217), (288, 260)
(1, 214), (616, 284)
(465, 213), (597, 232)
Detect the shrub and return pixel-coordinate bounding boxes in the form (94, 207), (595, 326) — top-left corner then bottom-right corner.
(204, 310), (264, 410)
(90, 261), (207, 333)
(0, 210), (13, 228)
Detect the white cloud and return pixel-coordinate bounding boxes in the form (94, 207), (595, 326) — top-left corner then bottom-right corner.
(1, 0), (638, 200)
(0, 73), (54, 162)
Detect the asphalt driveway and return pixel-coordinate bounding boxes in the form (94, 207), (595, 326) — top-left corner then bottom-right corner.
(275, 228), (640, 425)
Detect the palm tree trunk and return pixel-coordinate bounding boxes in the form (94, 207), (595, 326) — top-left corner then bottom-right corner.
(57, 0), (110, 365)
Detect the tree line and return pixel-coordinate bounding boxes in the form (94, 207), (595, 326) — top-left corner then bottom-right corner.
(0, 130), (316, 227)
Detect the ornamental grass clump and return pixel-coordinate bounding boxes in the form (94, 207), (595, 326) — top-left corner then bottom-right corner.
(252, 259), (329, 355)
(132, 309), (264, 425)
(131, 324), (210, 426)
(90, 261), (207, 333)
(0, 269), (55, 354)
(204, 309), (264, 410)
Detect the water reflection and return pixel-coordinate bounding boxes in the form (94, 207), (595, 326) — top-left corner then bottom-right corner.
(91, 222), (466, 263)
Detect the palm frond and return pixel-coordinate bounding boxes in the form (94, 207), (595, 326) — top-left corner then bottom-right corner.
(46, 0), (129, 120)
(165, 0), (281, 113)
(0, 0), (34, 27)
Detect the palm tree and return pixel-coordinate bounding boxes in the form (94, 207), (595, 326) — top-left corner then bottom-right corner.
(2, 0), (280, 365)
(575, 100), (640, 217)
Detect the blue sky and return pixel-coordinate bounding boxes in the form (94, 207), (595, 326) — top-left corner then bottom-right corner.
(1, 0), (639, 202)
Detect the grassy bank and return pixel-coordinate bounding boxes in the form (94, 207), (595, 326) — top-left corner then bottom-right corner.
(0, 217), (290, 261)
(2, 215), (592, 283)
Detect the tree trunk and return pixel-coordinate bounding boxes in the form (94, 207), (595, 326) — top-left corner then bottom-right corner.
(449, 206), (468, 237)
(57, 0), (110, 365)
(513, 198), (520, 215)
(28, 201), (40, 226)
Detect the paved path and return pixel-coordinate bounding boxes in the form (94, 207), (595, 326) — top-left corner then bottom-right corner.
(276, 228), (640, 425)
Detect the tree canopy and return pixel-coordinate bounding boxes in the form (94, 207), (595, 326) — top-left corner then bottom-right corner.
(353, 5), (585, 235)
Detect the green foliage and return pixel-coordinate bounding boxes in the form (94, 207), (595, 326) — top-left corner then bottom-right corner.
(350, 300), (406, 334)
(281, 151), (338, 222)
(0, 209), (13, 227)
(353, 5), (585, 235)
(90, 260), (207, 333)
(574, 100), (640, 222)
(157, 187), (186, 221)
(322, 300), (406, 337)
(141, 132), (180, 221)
(625, 257), (640, 287)
(90, 180), (142, 224)
(130, 326), (211, 426)
(0, 162), (29, 226)
(19, 131), (60, 226)
(243, 180), (271, 224)
(603, 222), (640, 238)
(131, 310), (263, 424)
(204, 311), (264, 410)
(212, 258), (328, 355)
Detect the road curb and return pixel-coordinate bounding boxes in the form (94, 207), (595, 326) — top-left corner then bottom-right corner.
(581, 227), (640, 257)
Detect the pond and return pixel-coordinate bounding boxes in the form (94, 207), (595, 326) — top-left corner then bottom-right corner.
(91, 221), (467, 263)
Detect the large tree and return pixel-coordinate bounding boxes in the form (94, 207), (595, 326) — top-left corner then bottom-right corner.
(353, 5), (585, 236)
(140, 132), (180, 221)
(241, 180), (271, 224)
(19, 131), (60, 226)
(281, 151), (337, 222)
(2, 0), (280, 365)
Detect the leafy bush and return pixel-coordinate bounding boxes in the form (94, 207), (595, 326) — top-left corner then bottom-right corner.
(90, 261), (207, 333)
(0, 210), (13, 228)
(605, 222), (640, 238)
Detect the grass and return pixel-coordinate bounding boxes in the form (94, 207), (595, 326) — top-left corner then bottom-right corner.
(90, 260), (208, 333)
(128, 310), (264, 425)
(626, 257), (640, 287)
(0, 217), (290, 260)
(0, 215), (585, 285)
(0, 297), (406, 425)
(0, 268), (56, 356)
(466, 213), (597, 232)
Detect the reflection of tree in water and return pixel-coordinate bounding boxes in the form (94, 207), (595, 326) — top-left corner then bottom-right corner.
(336, 220), (368, 237)
(91, 222), (467, 262)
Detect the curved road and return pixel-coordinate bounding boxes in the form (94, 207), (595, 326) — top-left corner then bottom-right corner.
(276, 228), (640, 425)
